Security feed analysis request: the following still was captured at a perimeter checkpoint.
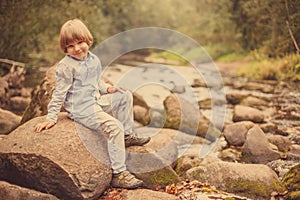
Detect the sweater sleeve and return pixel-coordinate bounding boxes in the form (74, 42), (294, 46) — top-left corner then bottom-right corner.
(46, 63), (73, 123)
(97, 60), (111, 94)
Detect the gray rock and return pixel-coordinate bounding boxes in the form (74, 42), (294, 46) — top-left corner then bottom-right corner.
(266, 134), (292, 152)
(148, 108), (166, 128)
(8, 96), (31, 113)
(218, 148), (241, 162)
(134, 126), (179, 169)
(0, 113), (111, 200)
(233, 105), (265, 123)
(282, 164), (300, 200)
(223, 121), (255, 146)
(0, 108), (21, 134)
(186, 156), (286, 200)
(287, 144), (300, 161)
(126, 146), (180, 189)
(242, 126), (281, 164)
(240, 96), (268, 108)
(133, 105), (150, 125)
(163, 94), (221, 141)
(0, 181), (59, 200)
(226, 92), (248, 105)
(239, 82), (274, 93)
(259, 122), (278, 133)
(103, 189), (178, 200)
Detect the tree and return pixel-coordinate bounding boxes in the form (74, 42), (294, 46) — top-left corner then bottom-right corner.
(231, 0), (300, 57)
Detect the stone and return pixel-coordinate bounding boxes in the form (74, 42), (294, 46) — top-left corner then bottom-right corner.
(175, 154), (201, 178)
(121, 189), (177, 200)
(218, 148), (241, 162)
(241, 82), (274, 93)
(226, 92), (248, 105)
(132, 92), (149, 109)
(134, 127), (179, 169)
(0, 78), (8, 101)
(0, 181), (59, 200)
(0, 108), (21, 134)
(287, 144), (300, 161)
(223, 121), (255, 146)
(21, 65), (56, 124)
(0, 113), (111, 200)
(8, 96), (31, 113)
(163, 94), (221, 141)
(133, 105), (150, 125)
(242, 126), (281, 164)
(191, 78), (206, 88)
(240, 96), (268, 108)
(282, 164), (300, 200)
(186, 156), (286, 200)
(126, 146), (180, 189)
(259, 122), (278, 133)
(101, 188), (178, 200)
(266, 135), (292, 152)
(233, 105), (265, 123)
(148, 108), (166, 128)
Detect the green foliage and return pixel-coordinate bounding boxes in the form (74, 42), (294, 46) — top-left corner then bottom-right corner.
(237, 53), (300, 81)
(1, 0), (299, 82)
(149, 51), (187, 64)
(232, 0), (300, 57)
(217, 53), (247, 63)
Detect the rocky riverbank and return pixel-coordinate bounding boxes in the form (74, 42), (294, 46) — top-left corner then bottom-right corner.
(0, 58), (299, 200)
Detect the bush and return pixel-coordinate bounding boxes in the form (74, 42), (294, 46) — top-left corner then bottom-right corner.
(237, 54), (300, 81)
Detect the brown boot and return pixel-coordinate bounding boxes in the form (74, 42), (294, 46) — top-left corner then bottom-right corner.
(125, 135), (151, 147)
(111, 170), (143, 189)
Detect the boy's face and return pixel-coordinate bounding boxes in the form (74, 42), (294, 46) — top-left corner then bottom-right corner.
(66, 40), (89, 60)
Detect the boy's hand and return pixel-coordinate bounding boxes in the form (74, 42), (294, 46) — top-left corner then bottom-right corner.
(107, 86), (126, 94)
(34, 121), (56, 133)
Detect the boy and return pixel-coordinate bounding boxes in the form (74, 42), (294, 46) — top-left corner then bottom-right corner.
(35, 19), (150, 189)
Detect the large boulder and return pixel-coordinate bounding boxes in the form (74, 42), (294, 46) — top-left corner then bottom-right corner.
(0, 181), (59, 200)
(0, 113), (112, 200)
(163, 94), (221, 141)
(242, 126), (281, 164)
(186, 157), (286, 200)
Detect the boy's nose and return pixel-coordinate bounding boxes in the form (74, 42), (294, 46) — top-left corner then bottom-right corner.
(74, 44), (80, 51)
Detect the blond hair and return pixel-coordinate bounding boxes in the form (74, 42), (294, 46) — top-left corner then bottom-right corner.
(59, 19), (93, 53)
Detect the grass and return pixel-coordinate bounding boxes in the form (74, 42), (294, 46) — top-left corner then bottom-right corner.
(145, 47), (300, 83)
(237, 53), (300, 81)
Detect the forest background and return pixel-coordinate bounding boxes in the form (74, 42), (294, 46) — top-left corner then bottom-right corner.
(1, 0), (299, 84)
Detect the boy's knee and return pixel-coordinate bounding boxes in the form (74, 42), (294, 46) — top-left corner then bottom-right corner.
(123, 90), (133, 103)
(102, 119), (124, 133)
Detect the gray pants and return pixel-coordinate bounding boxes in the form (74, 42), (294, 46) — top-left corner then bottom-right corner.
(76, 90), (134, 174)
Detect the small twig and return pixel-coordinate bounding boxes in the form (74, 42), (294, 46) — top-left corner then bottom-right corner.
(284, 0), (300, 54)
(0, 58), (25, 68)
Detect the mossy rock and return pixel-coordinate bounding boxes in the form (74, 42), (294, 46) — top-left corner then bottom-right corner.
(175, 156), (201, 179)
(225, 179), (286, 200)
(282, 164), (300, 200)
